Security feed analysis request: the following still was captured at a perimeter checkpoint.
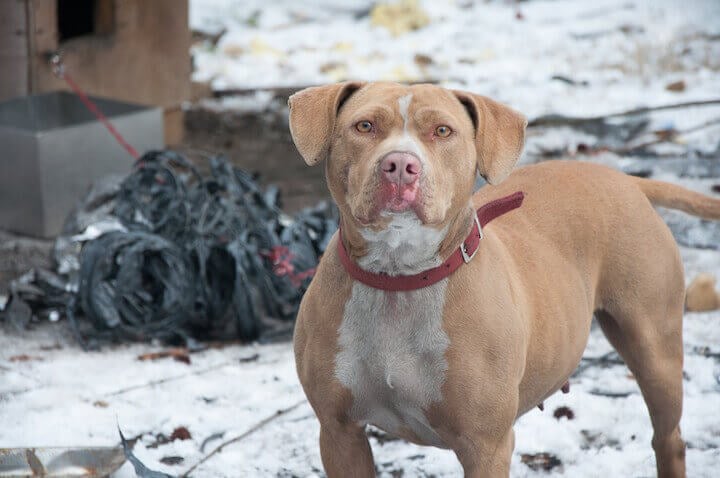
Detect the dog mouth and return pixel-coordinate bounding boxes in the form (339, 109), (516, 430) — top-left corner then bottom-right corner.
(381, 180), (420, 213)
(350, 185), (429, 228)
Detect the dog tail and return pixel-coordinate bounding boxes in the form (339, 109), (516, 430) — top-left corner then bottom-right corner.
(636, 177), (720, 220)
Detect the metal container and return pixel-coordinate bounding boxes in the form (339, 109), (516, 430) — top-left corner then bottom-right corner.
(0, 91), (163, 237)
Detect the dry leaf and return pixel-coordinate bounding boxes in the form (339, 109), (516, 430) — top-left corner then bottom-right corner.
(238, 353), (260, 363)
(9, 354), (43, 362)
(160, 456), (184, 466)
(666, 80), (686, 92)
(521, 453), (562, 471)
(413, 54), (433, 67)
(553, 406), (575, 420)
(686, 273), (720, 312)
(371, 0), (430, 36)
(170, 426), (192, 441)
(137, 348), (192, 365)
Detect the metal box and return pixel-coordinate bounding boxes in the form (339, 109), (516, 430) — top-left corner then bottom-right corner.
(0, 91), (163, 237)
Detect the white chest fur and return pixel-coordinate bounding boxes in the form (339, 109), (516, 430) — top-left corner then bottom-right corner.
(334, 212), (451, 447)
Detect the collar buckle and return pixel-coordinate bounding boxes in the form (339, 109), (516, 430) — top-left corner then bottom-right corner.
(460, 211), (483, 263)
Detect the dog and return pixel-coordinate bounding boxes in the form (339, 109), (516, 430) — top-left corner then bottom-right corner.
(288, 81), (720, 477)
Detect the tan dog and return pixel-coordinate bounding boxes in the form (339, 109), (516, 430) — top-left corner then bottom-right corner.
(288, 81), (720, 477)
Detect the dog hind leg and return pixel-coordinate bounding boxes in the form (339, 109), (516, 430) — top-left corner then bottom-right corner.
(596, 308), (686, 478)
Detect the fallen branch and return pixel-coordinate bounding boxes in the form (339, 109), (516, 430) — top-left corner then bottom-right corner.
(103, 359), (237, 397)
(181, 399), (306, 477)
(573, 351), (625, 377)
(199, 432), (226, 453)
(613, 117), (720, 154)
(693, 346), (720, 359)
(588, 389), (635, 398)
(211, 80), (440, 99)
(528, 99), (720, 128)
(0, 385), (49, 398)
(0, 363), (45, 384)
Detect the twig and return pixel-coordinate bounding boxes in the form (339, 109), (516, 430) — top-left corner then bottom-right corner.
(0, 385), (48, 398)
(103, 359), (237, 397)
(211, 80), (440, 99)
(180, 399), (306, 477)
(614, 117), (720, 154)
(528, 99), (720, 128)
(0, 363), (45, 384)
(104, 350), (262, 397)
(588, 389), (634, 398)
(573, 351), (624, 377)
(199, 432), (226, 453)
(693, 346), (720, 359)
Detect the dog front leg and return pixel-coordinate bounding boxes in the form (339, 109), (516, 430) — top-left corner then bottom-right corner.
(319, 421), (375, 477)
(455, 428), (515, 478)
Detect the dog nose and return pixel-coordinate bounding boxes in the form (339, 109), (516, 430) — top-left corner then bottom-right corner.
(381, 152), (421, 185)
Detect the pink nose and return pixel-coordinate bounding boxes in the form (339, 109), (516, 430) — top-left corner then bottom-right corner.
(381, 152), (421, 185)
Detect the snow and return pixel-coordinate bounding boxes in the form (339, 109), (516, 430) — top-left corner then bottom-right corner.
(2, 302), (719, 476)
(190, 0), (720, 118)
(3, 0), (720, 476)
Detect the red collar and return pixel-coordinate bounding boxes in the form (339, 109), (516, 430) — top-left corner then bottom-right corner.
(337, 191), (524, 291)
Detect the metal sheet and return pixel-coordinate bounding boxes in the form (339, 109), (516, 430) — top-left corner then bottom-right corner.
(0, 447), (126, 477)
(0, 91), (163, 237)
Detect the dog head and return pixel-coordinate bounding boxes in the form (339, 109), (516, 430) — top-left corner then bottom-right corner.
(288, 82), (526, 234)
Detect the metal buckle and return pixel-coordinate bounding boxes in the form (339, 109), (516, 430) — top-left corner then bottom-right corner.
(48, 50), (65, 78)
(460, 212), (483, 263)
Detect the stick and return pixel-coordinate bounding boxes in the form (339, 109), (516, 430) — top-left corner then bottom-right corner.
(0, 363), (44, 384)
(211, 80), (440, 99)
(104, 360), (237, 397)
(180, 399), (306, 477)
(588, 390), (634, 398)
(572, 351), (624, 377)
(613, 117), (720, 154)
(528, 99), (720, 128)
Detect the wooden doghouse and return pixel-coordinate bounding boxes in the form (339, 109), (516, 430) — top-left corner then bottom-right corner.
(0, 0), (190, 144)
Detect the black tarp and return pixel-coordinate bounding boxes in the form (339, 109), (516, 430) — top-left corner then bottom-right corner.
(1, 150), (338, 348)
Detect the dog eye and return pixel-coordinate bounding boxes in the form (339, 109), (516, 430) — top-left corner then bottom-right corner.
(435, 125), (452, 137)
(355, 120), (373, 133)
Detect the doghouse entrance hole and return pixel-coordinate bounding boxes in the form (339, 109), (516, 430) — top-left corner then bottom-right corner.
(58, 0), (114, 42)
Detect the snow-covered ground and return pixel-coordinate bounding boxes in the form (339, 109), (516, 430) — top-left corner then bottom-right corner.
(1, 299), (719, 477)
(191, 0), (720, 118)
(2, 0), (720, 477)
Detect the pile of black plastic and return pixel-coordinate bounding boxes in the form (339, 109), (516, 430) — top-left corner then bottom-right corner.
(2, 150), (337, 348)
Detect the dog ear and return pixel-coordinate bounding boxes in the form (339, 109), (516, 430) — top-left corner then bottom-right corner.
(452, 91), (527, 184)
(288, 82), (365, 166)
